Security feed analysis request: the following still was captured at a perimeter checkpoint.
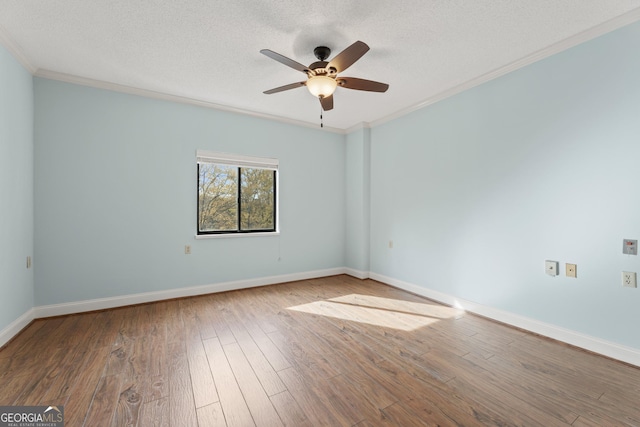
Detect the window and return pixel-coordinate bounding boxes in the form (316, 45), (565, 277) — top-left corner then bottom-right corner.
(197, 151), (278, 235)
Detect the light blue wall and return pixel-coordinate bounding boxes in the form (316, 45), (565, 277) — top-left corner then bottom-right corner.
(369, 22), (640, 348)
(7, 17), (640, 354)
(345, 128), (370, 273)
(34, 79), (345, 305)
(0, 46), (34, 330)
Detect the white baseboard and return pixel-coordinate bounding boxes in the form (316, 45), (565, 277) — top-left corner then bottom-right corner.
(369, 272), (640, 368)
(33, 267), (346, 319)
(12, 267), (639, 368)
(344, 267), (370, 279)
(0, 309), (35, 348)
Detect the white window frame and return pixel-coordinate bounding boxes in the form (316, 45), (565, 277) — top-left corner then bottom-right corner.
(196, 150), (279, 239)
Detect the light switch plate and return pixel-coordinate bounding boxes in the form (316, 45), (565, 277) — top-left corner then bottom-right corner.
(545, 260), (558, 276)
(566, 263), (577, 278)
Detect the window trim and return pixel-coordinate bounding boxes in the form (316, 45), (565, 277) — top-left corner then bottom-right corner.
(194, 230), (280, 240)
(196, 150), (279, 236)
(196, 150), (278, 170)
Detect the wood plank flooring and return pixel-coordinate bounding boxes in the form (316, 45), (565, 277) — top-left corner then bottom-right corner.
(1, 275), (639, 426)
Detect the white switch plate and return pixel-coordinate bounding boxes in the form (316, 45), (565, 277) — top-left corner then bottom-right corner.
(622, 271), (637, 288)
(545, 260), (558, 276)
(185, 245), (191, 254)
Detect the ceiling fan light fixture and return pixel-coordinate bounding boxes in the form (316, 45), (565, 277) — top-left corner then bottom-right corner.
(261, 41), (388, 112)
(306, 75), (337, 98)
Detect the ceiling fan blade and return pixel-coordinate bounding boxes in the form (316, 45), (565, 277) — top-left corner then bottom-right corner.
(337, 77), (389, 92)
(320, 95), (334, 111)
(327, 41), (369, 73)
(263, 81), (306, 94)
(260, 49), (312, 74)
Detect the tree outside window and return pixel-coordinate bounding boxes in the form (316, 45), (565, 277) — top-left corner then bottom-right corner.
(198, 161), (277, 234)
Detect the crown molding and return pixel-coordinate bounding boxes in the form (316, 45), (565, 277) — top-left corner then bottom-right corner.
(33, 69), (346, 134)
(6, 6), (640, 135)
(370, 6), (640, 129)
(344, 122), (372, 134)
(0, 25), (36, 73)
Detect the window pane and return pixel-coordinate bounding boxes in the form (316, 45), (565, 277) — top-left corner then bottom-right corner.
(198, 164), (238, 232)
(240, 168), (275, 231)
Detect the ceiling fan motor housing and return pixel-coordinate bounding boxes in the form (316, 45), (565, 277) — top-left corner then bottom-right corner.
(309, 61), (331, 74)
(311, 46), (335, 75)
(261, 40), (389, 112)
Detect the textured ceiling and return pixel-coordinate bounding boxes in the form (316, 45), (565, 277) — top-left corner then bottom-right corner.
(1, 1), (640, 131)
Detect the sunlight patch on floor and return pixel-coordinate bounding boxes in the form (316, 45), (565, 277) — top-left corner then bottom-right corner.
(287, 294), (464, 331)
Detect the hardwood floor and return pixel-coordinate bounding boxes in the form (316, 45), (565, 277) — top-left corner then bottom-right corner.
(1, 275), (639, 426)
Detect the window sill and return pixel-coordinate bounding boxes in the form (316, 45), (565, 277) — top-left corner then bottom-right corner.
(195, 231), (280, 240)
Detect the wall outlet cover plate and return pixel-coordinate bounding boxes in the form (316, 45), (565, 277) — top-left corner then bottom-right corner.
(566, 263), (577, 278)
(622, 271), (637, 288)
(545, 260), (558, 276)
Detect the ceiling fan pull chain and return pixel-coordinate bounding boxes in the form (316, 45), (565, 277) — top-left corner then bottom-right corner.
(320, 105), (323, 128)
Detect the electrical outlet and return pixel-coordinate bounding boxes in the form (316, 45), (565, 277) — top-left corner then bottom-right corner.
(565, 263), (577, 278)
(185, 245), (191, 255)
(545, 260), (558, 276)
(622, 271), (637, 288)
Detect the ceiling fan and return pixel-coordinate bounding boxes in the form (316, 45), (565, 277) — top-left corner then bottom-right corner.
(260, 41), (389, 112)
